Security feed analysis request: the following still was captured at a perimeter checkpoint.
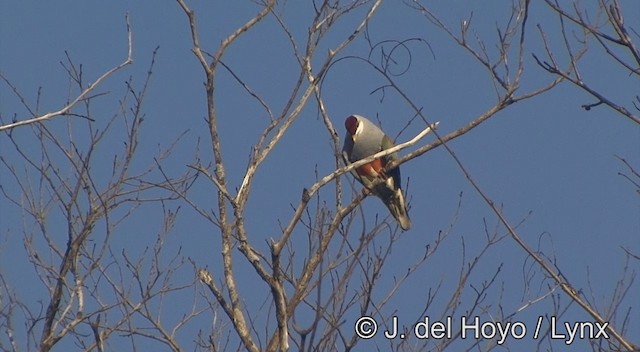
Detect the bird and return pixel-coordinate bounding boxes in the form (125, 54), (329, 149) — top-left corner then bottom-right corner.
(342, 114), (411, 230)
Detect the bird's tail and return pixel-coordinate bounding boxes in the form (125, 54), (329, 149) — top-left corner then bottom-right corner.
(384, 189), (411, 231)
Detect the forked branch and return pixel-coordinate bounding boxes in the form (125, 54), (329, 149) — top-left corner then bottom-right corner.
(0, 15), (133, 132)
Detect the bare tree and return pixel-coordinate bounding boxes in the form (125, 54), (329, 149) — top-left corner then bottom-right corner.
(407, 0), (638, 350)
(1, 1), (637, 351)
(1, 27), (199, 350)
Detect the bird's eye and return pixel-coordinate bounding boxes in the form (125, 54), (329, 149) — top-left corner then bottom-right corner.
(345, 116), (359, 135)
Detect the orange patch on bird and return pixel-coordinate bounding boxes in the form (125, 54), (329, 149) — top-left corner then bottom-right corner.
(356, 158), (385, 178)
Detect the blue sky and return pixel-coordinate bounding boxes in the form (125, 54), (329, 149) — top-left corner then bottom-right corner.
(1, 1), (638, 350)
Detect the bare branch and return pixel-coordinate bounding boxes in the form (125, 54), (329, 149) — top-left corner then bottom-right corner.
(0, 15), (133, 131)
(538, 0), (640, 125)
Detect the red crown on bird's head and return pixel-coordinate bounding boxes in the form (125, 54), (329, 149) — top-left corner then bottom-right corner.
(345, 115), (359, 136)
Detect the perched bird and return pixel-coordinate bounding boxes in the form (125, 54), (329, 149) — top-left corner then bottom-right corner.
(342, 114), (411, 230)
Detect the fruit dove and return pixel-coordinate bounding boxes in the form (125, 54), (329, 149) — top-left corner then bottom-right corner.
(342, 114), (411, 230)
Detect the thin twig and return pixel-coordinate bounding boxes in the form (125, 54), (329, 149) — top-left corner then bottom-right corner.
(0, 15), (134, 131)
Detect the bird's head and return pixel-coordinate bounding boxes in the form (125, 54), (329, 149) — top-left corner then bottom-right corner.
(345, 115), (362, 141)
